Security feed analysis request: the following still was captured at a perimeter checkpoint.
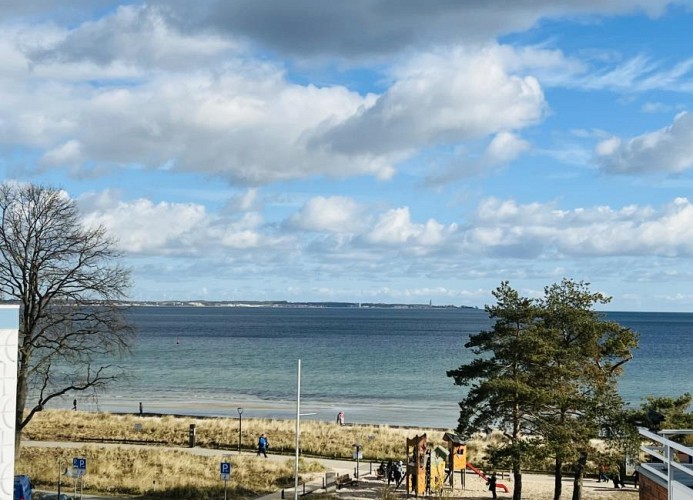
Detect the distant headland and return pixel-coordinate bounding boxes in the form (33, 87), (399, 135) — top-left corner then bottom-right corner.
(119, 300), (478, 309)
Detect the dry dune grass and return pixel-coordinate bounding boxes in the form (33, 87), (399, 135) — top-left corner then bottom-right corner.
(24, 410), (455, 460)
(18, 445), (322, 499)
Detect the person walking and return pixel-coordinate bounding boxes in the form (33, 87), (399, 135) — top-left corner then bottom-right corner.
(487, 472), (498, 499)
(393, 461), (404, 488)
(386, 460), (394, 485)
(257, 433), (269, 458)
(139, 402), (143, 416)
(72, 399), (77, 411)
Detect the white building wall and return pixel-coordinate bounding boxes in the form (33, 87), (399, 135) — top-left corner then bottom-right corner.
(0, 305), (19, 499)
(673, 480), (693, 500)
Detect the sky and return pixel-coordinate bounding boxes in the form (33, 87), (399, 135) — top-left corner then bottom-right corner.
(2, 1), (693, 311)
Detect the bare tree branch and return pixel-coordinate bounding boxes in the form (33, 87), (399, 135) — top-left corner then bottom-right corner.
(0, 183), (134, 457)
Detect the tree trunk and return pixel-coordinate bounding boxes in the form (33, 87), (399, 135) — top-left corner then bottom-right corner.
(571, 451), (588, 500)
(14, 366), (28, 459)
(513, 463), (522, 500)
(554, 457), (563, 500)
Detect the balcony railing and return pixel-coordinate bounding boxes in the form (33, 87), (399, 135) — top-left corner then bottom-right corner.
(639, 427), (693, 499)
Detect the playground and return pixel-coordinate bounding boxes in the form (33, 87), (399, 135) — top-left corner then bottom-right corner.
(329, 469), (638, 499)
(333, 432), (638, 499)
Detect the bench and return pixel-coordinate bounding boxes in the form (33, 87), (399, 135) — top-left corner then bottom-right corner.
(336, 474), (356, 489)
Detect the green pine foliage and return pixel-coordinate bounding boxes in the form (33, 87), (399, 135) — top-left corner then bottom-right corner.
(448, 279), (639, 500)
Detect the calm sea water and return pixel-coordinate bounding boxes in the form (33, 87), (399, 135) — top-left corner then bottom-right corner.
(66, 307), (692, 429)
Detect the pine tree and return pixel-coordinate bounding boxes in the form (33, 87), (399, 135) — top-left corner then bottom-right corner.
(535, 280), (637, 500)
(448, 279), (638, 500)
(447, 282), (544, 500)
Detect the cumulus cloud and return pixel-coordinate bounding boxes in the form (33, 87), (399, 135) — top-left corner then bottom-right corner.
(27, 4), (235, 70)
(366, 207), (453, 250)
(311, 46), (546, 156)
(78, 189), (693, 266)
(0, 20), (391, 183)
(596, 112), (693, 174)
(468, 197), (693, 258)
(0, 5), (558, 187)
(289, 196), (366, 233)
(81, 195), (208, 254)
(79, 190), (292, 255)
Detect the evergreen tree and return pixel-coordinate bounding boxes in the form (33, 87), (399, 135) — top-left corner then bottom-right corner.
(532, 279), (638, 500)
(629, 393), (693, 444)
(449, 279), (638, 500)
(447, 282), (544, 500)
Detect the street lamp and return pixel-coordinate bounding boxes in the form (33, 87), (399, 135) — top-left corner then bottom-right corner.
(353, 443), (362, 482)
(237, 407), (243, 454)
(294, 359), (303, 500)
(57, 457), (65, 497)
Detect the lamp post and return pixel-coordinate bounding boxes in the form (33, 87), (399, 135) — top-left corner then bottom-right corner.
(294, 359), (301, 500)
(237, 407), (243, 454)
(57, 457), (65, 497)
(353, 443), (362, 482)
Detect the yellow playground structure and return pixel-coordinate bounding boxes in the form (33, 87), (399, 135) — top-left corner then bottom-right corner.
(402, 432), (509, 497)
(404, 433), (447, 497)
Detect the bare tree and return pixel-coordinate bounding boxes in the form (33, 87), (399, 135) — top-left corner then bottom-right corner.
(0, 183), (134, 456)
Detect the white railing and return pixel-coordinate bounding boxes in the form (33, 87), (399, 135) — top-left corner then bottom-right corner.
(639, 428), (693, 500)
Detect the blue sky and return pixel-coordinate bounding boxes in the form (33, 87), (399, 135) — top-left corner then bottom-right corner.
(3, 1), (693, 311)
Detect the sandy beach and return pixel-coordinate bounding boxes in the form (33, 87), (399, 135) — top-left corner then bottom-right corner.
(330, 469), (639, 500)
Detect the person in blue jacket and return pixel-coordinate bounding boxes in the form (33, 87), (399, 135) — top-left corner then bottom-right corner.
(257, 433), (269, 458)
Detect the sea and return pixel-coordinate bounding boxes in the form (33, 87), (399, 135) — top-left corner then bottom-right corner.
(62, 307), (693, 429)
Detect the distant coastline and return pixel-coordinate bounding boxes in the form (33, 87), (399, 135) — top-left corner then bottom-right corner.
(118, 300), (478, 309)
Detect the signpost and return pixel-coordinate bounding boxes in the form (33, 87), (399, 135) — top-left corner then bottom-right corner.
(72, 457), (87, 499)
(220, 462), (232, 500)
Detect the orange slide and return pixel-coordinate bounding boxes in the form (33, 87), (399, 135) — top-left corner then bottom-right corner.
(466, 462), (510, 493)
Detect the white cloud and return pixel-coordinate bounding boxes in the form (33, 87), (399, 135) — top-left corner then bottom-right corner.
(78, 188), (693, 264)
(484, 132), (531, 164)
(366, 207), (452, 249)
(0, 23), (391, 183)
(0, 8), (557, 188)
(596, 112), (693, 174)
(41, 139), (82, 166)
(469, 197), (693, 258)
(81, 196), (208, 254)
(289, 196), (366, 233)
(27, 5), (236, 70)
(313, 46), (547, 156)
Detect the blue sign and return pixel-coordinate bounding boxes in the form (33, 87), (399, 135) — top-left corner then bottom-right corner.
(73, 457), (87, 477)
(220, 462), (231, 480)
